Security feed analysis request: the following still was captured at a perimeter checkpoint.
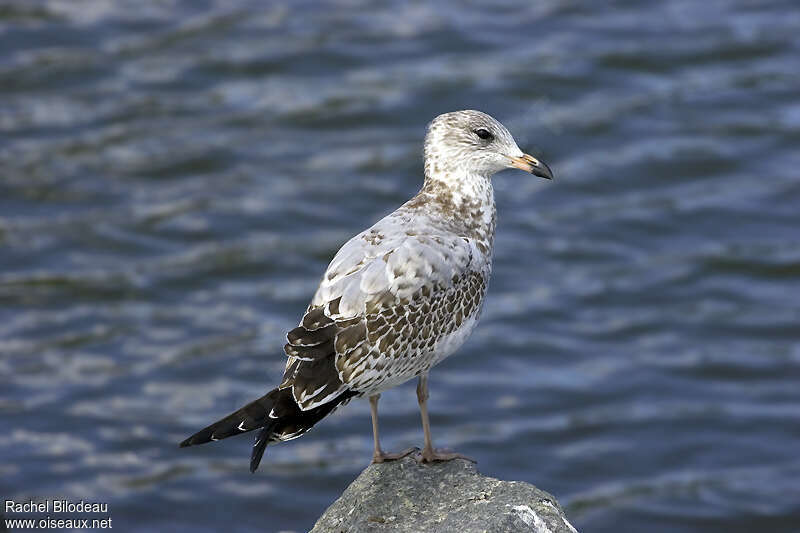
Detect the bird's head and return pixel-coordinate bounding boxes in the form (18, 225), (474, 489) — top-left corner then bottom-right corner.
(424, 109), (553, 181)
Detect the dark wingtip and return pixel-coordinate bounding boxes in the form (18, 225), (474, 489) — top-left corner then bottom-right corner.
(179, 426), (219, 448)
(250, 427), (270, 473)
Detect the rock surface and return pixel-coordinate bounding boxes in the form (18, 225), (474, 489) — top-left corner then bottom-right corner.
(310, 457), (578, 533)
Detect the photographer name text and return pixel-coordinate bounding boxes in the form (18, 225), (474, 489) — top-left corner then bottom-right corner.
(6, 499), (108, 514)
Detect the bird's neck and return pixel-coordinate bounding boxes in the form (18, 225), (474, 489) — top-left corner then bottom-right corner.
(410, 171), (497, 253)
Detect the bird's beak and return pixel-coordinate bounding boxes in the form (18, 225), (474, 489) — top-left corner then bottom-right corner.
(509, 153), (554, 180)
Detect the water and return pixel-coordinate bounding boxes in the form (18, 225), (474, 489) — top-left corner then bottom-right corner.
(1, 1), (799, 531)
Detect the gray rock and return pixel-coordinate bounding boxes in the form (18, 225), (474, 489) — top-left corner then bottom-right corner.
(310, 457), (578, 533)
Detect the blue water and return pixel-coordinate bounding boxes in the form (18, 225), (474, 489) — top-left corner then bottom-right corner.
(2, 1), (799, 531)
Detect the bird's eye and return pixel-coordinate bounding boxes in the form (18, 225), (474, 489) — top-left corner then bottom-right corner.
(474, 128), (493, 140)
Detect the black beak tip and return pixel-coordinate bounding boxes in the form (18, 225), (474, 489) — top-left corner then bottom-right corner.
(534, 162), (554, 180)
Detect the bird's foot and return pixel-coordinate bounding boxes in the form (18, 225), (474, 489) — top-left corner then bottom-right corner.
(371, 447), (419, 464)
(416, 447), (476, 464)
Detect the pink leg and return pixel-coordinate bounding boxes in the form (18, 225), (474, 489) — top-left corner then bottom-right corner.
(369, 394), (417, 464)
(415, 374), (476, 463)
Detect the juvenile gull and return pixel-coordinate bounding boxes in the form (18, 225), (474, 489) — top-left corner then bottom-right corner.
(180, 110), (553, 471)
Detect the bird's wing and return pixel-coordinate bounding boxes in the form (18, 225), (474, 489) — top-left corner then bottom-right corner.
(279, 213), (486, 410)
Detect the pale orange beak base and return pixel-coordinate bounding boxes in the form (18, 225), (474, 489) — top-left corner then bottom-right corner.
(509, 153), (554, 180)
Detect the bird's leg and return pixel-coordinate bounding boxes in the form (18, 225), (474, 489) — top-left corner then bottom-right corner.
(369, 394), (417, 464)
(416, 374), (476, 463)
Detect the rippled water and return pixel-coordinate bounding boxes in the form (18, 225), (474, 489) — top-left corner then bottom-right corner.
(2, 1), (799, 532)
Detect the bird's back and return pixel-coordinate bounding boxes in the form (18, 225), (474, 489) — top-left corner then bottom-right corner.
(282, 189), (495, 405)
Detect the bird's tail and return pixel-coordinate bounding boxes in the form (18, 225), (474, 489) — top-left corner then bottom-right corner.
(179, 387), (356, 472)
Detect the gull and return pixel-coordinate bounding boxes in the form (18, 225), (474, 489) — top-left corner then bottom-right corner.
(180, 110), (553, 471)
